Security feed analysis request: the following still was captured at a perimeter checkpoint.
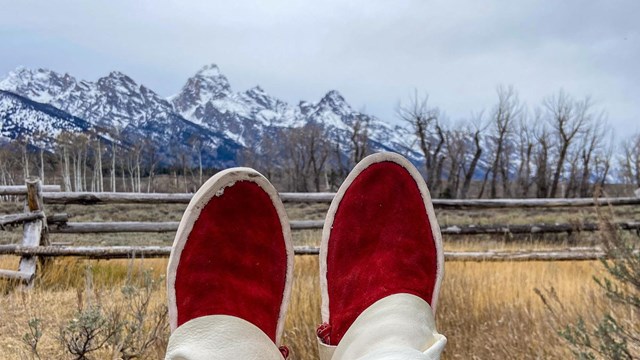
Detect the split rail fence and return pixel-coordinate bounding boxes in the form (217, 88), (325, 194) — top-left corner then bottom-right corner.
(1, 178), (639, 286)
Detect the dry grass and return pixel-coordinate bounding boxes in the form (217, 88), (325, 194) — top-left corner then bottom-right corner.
(0, 257), (170, 359)
(285, 257), (612, 359)
(0, 254), (612, 359)
(1, 201), (636, 358)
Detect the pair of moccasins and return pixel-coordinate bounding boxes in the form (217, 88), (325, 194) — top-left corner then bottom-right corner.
(166, 152), (444, 359)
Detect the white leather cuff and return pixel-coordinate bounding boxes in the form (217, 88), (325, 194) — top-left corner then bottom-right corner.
(318, 336), (337, 360)
(166, 315), (283, 360)
(326, 293), (446, 360)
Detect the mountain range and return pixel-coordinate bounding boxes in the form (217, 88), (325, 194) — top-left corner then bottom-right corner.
(0, 64), (420, 167)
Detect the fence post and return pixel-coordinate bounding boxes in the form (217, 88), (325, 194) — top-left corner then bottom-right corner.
(17, 177), (49, 288)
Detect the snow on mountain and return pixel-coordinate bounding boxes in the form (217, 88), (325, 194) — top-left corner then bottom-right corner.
(0, 68), (182, 130)
(169, 64), (421, 159)
(0, 63), (422, 165)
(169, 64), (299, 146)
(0, 90), (92, 148)
(0, 67), (241, 167)
(171, 64), (232, 118)
(0, 67), (76, 104)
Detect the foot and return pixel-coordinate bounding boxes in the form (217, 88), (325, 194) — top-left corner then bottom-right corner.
(167, 168), (293, 359)
(319, 153), (444, 350)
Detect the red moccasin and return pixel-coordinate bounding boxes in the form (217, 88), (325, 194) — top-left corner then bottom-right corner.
(167, 168), (293, 352)
(319, 153), (444, 346)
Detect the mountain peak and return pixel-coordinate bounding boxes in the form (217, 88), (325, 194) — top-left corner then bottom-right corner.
(9, 65), (31, 77)
(321, 90), (346, 103)
(103, 71), (137, 84)
(96, 71), (139, 95)
(188, 63), (230, 91)
(0, 66), (77, 103)
(196, 64), (222, 78)
(107, 70), (127, 78)
(247, 85), (265, 94)
(171, 64), (233, 113)
(318, 90), (352, 113)
(2, 66), (53, 84)
(0, 65), (421, 169)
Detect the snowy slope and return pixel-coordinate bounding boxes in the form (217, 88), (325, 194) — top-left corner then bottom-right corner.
(0, 90), (92, 148)
(0, 67), (241, 167)
(0, 64), (423, 166)
(170, 64), (422, 160)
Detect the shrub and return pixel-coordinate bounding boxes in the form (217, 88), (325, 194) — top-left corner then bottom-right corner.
(22, 263), (168, 359)
(538, 205), (639, 359)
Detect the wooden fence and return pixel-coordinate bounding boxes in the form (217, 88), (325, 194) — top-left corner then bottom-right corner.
(1, 179), (639, 285)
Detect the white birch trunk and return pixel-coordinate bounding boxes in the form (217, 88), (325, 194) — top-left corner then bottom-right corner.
(111, 142), (117, 192)
(198, 150), (203, 186)
(96, 138), (103, 192)
(63, 146), (71, 192)
(22, 145), (30, 178)
(136, 151), (141, 193)
(82, 148), (88, 192)
(39, 148), (45, 184)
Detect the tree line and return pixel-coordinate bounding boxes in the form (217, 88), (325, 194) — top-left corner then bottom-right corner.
(242, 86), (639, 198)
(1, 86), (639, 197)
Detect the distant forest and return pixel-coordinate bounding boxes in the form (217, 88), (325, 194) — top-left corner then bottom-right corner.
(1, 86), (639, 198)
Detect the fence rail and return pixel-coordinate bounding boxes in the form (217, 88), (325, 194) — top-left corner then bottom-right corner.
(1, 181), (639, 286)
(38, 191), (640, 208)
(0, 245), (622, 262)
(40, 220), (640, 235)
(0, 185), (61, 196)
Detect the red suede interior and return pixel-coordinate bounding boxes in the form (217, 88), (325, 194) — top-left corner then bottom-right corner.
(327, 161), (438, 345)
(175, 180), (287, 342)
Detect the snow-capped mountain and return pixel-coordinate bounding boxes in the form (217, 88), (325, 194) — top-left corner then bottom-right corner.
(0, 64), (421, 166)
(169, 64), (419, 157)
(0, 67), (243, 167)
(0, 90), (93, 148)
(291, 90), (418, 156)
(2, 67), (191, 130)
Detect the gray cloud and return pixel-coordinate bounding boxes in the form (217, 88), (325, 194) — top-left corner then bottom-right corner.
(1, 0), (638, 134)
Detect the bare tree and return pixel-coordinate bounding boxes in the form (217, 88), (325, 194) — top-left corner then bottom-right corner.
(144, 138), (160, 193)
(307, 124), (331, 192)
(577, 114), (610, 197)
(593, 138), (613, 192)
(350, 114), (369, 165)
(56, 132), (73, 191)
(545, 90), (590, 198)
(489, 85), (521, 198)
(70, 134), (89, 192)
(620, 133), (640, 188)
(563, 145), (581, 197)
(280, 124), (331, 191)
(31, 130), (49, 184)
(239, 131), (284, 183)
(96, 137), (104, 192)
(442, 122), (467, 198)
(188, 134), (205, 187)
(531, 112), (553, 198)
(328, 131), (349, 191)
(397, 91), (444, 191)
(283, 127), (311, 192)
(124, 143), (144, 193)
(0, 141), (21, 186)
(109, 129), (122, 192)
(460, 113), (487, 199)
(515, 116), (534, 197)
(16, 135), (30, 179)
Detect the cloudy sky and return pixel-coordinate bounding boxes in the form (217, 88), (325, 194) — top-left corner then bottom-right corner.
(1, 0), (638, 134)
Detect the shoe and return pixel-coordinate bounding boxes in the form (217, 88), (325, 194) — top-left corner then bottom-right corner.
(318, 153), (445, 359)
(166, 168), (293, 359)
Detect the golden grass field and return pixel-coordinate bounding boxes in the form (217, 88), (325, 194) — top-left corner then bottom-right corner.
(1, 201), (638, 359)
(0, 256), (612, 359)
